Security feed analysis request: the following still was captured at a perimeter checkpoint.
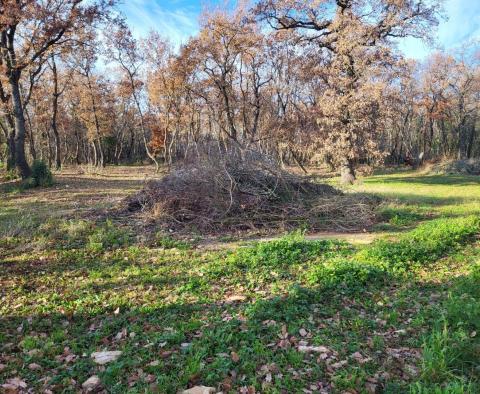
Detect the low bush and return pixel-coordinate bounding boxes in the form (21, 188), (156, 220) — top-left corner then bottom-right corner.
(306, 216), (480, 292)
(306, 258), (387, 290)
(380, 207), (424, 227)
(27, 160), (53, 187)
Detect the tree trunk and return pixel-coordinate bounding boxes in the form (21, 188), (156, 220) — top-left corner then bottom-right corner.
(51, 55), (62, 170)
(10, 73), (31, 178)
(7, 127), (15, 171)
(466, 122), (476, 159)
(340, 158), (356, 185)
(130, 78), (159, 171)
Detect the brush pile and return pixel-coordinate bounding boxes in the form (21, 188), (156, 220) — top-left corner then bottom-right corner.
(126, 149), (377, 233)
(428, 159), (480, 175)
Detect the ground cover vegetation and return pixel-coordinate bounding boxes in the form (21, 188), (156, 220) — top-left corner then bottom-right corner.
(1, 169), (480, 393)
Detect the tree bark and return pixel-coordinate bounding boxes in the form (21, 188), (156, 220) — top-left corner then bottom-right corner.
(51, 55), (62, 170)
(10, 73), (31, 178)
(6, 125), (15, 171)
(340, 158), (356, 185)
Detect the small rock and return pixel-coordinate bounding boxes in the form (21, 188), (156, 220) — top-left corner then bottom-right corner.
(182, 386), (216, 394)
(299, 328), (308, 337)
(298, 345), (329, 353)
(28, 363), (42, 371)
(82, 375), (101, 391)
(91, 350), (122, 365)
(225, 295), (246, 302)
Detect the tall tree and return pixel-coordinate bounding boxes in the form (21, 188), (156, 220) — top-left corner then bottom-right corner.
(0, 0), (114, 178)
(255, 0), (441, 183)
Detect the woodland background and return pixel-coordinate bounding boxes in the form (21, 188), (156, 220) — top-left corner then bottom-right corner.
(0, 0), (479, 182)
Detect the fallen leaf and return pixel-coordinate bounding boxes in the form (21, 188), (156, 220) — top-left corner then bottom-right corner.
(262, 320), (276, 327)
(82, 375), (101, 392)
(330, 360), (348, 369)
(299, 328), (308, 337)
(2, 377), (28, 391)
(145, 374), (156, 383)
(115, 328), (127, 340)
(91, 350), (122, 365)
(351, 352), (372, 364)
(231, 351), (240, 363)
(28, 363), (42, 371)
(365, 382), (377, 393)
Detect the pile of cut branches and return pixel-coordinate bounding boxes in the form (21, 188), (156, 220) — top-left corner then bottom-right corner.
(126, 149), (377, 233)
(428, 159), (480, 175)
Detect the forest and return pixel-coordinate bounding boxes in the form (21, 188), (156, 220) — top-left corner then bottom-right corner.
(1, 0), (478, 181)
(1, 1), (480, 393)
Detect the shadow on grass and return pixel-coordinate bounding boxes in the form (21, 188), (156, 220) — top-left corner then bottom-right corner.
(1, 176), (145, 197)
(1, 269), (478, 393)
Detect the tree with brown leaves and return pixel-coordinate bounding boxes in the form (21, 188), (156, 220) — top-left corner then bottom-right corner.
(0, 0), (114, 178)
(255, 0), (441, 183)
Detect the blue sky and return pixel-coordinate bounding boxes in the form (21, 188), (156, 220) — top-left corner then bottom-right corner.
(119, 0), (480, 60)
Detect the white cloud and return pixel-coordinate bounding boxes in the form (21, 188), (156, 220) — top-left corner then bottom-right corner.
(119, 0), (199, 46)
(399, 0), (480, 59)
(119, 0), (479, 58)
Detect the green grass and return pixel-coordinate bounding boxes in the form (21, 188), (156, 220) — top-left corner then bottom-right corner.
(1, 171), (479, 393)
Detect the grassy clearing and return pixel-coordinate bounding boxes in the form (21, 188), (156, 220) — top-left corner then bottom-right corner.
(1, 169), (479, 393)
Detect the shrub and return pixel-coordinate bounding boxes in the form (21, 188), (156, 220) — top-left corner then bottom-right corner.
(380, 207), (423, 227)
(27, 160), (53, 187)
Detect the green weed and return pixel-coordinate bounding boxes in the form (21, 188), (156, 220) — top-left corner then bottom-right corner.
(87, 220), (132, 252)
